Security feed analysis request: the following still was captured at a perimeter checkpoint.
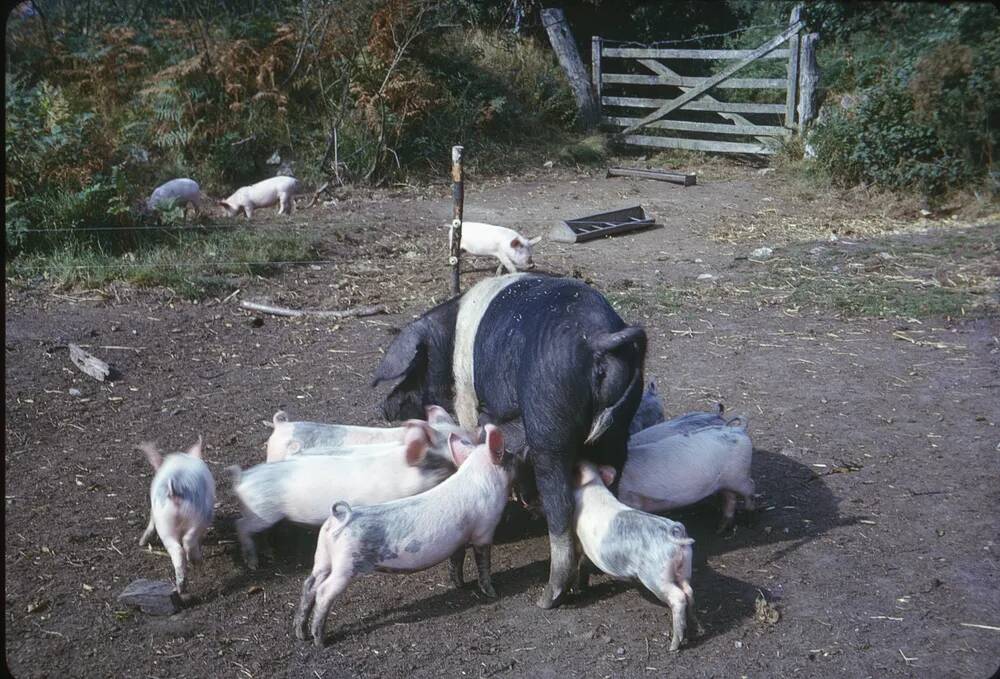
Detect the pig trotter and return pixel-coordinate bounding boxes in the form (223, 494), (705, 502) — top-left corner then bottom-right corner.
(537, 531), (575, 609)
(294, 574), (317, 641)
(448, 548), (466, 589)
(235, 517), (261, 570)
(717, 490), (738, 534)
(138, 517), (156, 547)
(472, 545), (497, 598)
(683, 581), (704, 638)
(574, 554), (594, 593)
(535, 459), (576, 609)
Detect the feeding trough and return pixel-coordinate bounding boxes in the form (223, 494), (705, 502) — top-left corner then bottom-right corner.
(548, 205), (657, 243)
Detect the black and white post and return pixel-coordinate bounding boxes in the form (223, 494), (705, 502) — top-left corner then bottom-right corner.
(449, 145), (464, 296)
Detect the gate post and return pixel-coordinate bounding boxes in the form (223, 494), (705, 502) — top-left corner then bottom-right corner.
(784, 4), (803, 128)
(542, 8), (599, 128)
(797, 33), (820, 128)
(591, 36), (603, 119)
(449, 145), (464, 297)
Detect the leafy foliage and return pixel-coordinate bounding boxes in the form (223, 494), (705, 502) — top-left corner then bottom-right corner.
(5, 0), (574, 258)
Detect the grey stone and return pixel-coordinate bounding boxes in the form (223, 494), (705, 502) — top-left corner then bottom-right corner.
(118, 579), (182, 615)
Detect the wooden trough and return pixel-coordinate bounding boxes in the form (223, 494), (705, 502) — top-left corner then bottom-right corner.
(548, 205), (657, 243)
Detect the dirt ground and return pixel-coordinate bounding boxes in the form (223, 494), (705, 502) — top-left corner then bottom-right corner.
(5, 161), (1000, 679)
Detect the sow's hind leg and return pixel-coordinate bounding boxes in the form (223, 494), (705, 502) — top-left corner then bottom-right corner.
(532, 451), (577, 610)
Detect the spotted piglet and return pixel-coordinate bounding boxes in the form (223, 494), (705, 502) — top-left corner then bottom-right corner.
(573, 462), (700, 652)
(294, 425), (514, 647)
(138, 437), (216, 593)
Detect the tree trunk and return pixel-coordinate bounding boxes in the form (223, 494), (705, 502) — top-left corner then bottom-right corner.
(542, 8), (599, 128)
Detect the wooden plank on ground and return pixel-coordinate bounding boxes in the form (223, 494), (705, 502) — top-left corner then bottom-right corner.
(621, 20), (805, 134)
(603, 73), (788, 89)
(603, 47), (790, 60)
(607, 167), (697, 186)
(622, 135), (777, 155)
(603, 116), (791, 137)
(603, 96), (786, 114)
(69, 344), (111, 381)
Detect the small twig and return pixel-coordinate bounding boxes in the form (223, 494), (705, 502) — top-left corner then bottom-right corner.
(960, 622), (1000, 632)
(221, 289), (241, 304)
(240, 301), (388, 319)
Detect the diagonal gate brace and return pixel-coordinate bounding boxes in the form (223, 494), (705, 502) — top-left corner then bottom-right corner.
(621, 19), (804, 135)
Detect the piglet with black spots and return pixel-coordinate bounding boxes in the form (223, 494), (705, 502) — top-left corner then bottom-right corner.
(573, 462), (699, 652)
(630, 403), (745, 445)
(628, 380), (666, 435)
(294, 424), (514, 647)
(621, 420), (755, 532)
(138, 437), (216, 594)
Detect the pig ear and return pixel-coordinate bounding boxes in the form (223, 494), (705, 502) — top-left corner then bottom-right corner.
(372, 323), (424, 386)
(528, 236), (542, 245)
(403, 421), (432, 465)
(510, 237), (522, 249)
(187, 435), (204, 459)
(138, 442), (162, 470)
(484, 424), (504, 465)
(425, 405), (455, 426)
(597, 465), (617, 487)
(648, 380), (657, 394)
(448, 432), (475, 466)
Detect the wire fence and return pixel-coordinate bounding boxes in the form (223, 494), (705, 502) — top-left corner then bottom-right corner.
(599, 22), (786, 49)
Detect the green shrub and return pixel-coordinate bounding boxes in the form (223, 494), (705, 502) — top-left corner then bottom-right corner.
(727, 1), (999, 197)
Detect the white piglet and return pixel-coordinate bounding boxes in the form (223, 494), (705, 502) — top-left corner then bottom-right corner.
(138, 437), (216, 593)
(620, 422), (755, 532)
(294, 424), (515, 647)
(456, 222), (542, 274)
(219, 176), (304, 219)
(147, 178), (206, 218)
(266, 405), (465, 462)
(232, 420), (458, 569)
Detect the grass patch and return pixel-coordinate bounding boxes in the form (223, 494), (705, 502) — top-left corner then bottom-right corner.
(782, 276), (980, 318)
(609, 283), (734, 317)
(6, 228), (318, 298)
(751, 223), (998, 319)
(558, 135), (608, 165)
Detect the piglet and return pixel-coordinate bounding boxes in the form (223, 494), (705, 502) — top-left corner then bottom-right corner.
(630, 404), (746, 445)
(219, 176), (303, 219)
(628, 380), (666, 435)
(620, 421), (755, 532)
(455, 221), (542, 274)
(138, 437), (216, 593)
(232, 420), (457, 569)
(294, 424), (514, 647)
(146, 178), (206, 218)
(573, 463), (699, 652)
(267, 405), (463, 462)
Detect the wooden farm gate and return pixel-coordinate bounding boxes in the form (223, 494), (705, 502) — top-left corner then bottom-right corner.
(593, 8), (816, 156)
